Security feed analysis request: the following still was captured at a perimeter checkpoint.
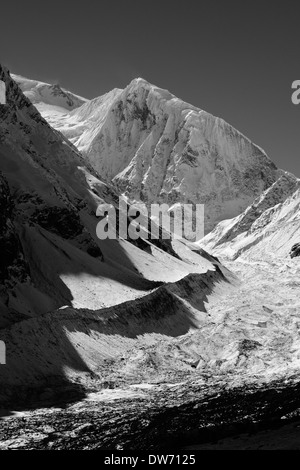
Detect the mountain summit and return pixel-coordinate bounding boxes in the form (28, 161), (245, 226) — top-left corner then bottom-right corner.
(24, 75), (282, 233)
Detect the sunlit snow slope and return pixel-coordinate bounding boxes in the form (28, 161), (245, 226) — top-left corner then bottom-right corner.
(199, 171), (300, 259)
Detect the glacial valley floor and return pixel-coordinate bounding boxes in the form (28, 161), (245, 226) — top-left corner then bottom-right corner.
(1, 256), (300, 449)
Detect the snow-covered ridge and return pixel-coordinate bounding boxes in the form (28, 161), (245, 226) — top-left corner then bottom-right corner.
(11, 73), (88, 116)
(36, 76), (281, 233)
(199, 171), (300, 259)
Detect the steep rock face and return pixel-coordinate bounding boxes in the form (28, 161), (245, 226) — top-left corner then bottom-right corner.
(290, 243), (300, 258)
(0, 171), (28, 288)
(0, 65), (109, 326)
(43, 78), (280, 234)
(199, 172), (300, 259)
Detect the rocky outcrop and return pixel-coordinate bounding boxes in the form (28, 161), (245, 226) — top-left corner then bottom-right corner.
(290, 243), (300, 258)
(0, 172), (28, 288)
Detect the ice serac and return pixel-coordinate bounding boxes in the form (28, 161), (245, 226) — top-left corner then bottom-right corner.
(44, 77), (281, 234)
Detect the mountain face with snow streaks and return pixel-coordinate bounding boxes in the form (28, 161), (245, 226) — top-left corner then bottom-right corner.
(20, 76), (281, 234)
(199, 171), (300, 259)
(12, 74), (87, 114)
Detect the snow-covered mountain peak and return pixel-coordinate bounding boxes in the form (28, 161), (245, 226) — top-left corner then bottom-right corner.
(128, 77), (151, 87)
(11, 73), (88, 116)
(124, 76), (199, 114)
(16, 69), (282, 234)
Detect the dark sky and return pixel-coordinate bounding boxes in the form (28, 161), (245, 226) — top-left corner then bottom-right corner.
(2, 1), (300, 176)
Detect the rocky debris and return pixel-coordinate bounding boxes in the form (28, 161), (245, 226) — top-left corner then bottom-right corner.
(290, 243), (300, 259)
(1, 377), (300, 450)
